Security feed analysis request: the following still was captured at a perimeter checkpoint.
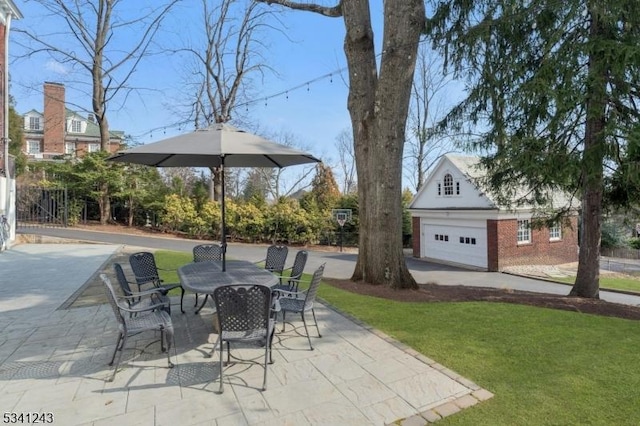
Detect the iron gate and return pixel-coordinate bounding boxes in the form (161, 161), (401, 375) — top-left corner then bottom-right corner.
(16, 186), (68, 227)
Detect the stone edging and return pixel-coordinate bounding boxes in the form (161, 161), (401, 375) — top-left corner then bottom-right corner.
(317, 297), (494, 425)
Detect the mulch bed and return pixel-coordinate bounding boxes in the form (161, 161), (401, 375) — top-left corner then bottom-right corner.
(324, 278), (640, 321)
(67, 223), (640, 321)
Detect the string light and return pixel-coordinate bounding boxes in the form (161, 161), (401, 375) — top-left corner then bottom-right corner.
(134, 38), (433, 140)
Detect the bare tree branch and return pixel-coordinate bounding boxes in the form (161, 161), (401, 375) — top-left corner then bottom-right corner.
(256, 0), (342, 17)
(12, 0), (179, 224)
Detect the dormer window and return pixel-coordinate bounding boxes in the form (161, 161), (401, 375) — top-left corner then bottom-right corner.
(29, 116), (41, 130)
(71, 119), (82, 133)
(444, 173), (454, 195)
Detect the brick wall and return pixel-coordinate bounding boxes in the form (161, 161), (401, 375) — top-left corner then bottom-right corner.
(495, 216), (579, 270)
(43, 82), (65, 154)
(487, 220), (499, 271)
(412, 216), (420, 257)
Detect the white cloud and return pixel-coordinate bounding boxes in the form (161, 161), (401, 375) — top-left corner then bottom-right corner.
(45, 60), (69, 75)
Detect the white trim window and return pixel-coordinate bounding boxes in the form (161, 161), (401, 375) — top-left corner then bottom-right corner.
(517, 219), (531, 244)
(444, 173), (454, 195)
(27, 140), (41, 154)
(549, 223), (562, 241)
(64, 142), (75, 155)
(29, 116), (41, 130)
(71, 119), (82, 133)
(88, 143), (100, 153)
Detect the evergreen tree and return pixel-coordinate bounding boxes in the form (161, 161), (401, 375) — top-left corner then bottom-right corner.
(429, 0), (640, 298)
(310, 163), (340, 213)
(242, 169), (269, 202)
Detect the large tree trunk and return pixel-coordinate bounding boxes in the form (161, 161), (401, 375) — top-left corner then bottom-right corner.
(570, 4), (605, 298)
(344, 0), (423, 288)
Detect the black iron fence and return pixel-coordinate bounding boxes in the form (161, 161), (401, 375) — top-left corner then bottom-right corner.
(16, 186), (68, 227)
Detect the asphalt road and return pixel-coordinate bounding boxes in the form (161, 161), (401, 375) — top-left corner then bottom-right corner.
(16, 225), (640, 306)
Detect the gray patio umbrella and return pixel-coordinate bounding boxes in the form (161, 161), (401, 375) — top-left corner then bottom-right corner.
(107, 123), (321, 270)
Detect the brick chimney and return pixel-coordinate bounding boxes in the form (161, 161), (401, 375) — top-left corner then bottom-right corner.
(43, 82), (65, 154)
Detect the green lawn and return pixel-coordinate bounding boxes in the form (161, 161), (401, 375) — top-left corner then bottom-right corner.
(554, 275), (640, 293)
(154, 250), (193, 284)
(156, 250), (640, 425)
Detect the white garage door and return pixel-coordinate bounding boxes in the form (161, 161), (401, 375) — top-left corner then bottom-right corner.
(423, 224), (487, 269)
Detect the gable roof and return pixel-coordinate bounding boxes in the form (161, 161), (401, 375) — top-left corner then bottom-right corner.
(410, 153), (575, 212)
(24, 109), (42, 117)
(23, 107), (125, 140)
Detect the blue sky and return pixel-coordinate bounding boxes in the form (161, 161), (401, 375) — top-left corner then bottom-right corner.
(9, 1), (459, 192)
(9, 1), (369, 162)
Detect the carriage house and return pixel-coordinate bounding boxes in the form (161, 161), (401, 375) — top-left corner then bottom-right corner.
(409, 154), (579, 272)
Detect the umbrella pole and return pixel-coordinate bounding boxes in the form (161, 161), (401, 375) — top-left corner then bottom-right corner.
(221, 157), (226, 271)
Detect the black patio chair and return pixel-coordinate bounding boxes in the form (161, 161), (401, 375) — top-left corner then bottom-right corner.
(254, 244), (288, 275)
(129, 251), (185, 313)
(274, 263), (325, 350)
(113, 262), (171, 315)
(212, 284), (275, 393)
(192, 243), (223, 314)
(273, 250), (308, 292)
(100, 273), (174, 382)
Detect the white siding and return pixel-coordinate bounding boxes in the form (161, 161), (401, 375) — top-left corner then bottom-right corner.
(410, 157), (494, 210)
(422, 221), (488, 269)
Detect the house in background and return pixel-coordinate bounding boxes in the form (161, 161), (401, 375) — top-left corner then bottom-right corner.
(409, 154), (579, 272)
(22, 82), (124, 161)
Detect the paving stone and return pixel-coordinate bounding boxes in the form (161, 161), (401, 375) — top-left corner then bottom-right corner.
(454, 394), (479, 409)
(0, 243), (493, 425)
(420, 409), (442, 423)
(399, 414), (427, 426)
(472, 388), (495, 401)
(433, 401), (461, 418)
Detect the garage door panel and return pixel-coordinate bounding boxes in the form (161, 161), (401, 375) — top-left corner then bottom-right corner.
(423, 224), (487, 268)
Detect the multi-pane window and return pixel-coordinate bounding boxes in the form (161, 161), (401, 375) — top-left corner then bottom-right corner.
(517, 219), (531, 243)
(437, 183), (441, 196)
(456, 181), (460, 195)
(459, 236), (477, 245)
(434, 234), (449, 242)
(71, 119), (82, 133)
(549, 223), (562, 240)
(27, 140), (41, 154)
(88, 143), (100, 153)
(444, 173), (454, 195)
(29, 116), (41, 130)
(64, 142), (75, 155)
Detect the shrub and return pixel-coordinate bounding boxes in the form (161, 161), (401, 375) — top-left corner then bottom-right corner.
(266, 198), (315, 244)
(233, 202), (266, 242)
(160, 194), (197, 234)
(601, 222), (625, 249)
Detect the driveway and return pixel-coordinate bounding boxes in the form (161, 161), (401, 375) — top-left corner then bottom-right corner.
(17, 226), (640, 307)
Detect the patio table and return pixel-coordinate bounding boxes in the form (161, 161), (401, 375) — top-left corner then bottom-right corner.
(178, 259), (279, 335)
(178, 260), (279, 296)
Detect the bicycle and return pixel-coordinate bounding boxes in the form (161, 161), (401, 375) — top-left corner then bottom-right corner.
(0, 214), (9, 252)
